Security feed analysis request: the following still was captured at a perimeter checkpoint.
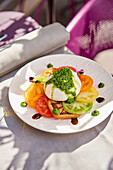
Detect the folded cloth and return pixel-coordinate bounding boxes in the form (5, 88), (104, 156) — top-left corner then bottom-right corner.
(0, 22), (70, 76)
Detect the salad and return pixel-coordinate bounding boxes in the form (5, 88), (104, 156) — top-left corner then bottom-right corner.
(24, 65), (99, 119)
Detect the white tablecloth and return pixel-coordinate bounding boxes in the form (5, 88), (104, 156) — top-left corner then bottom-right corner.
(0, 47), (113, 170)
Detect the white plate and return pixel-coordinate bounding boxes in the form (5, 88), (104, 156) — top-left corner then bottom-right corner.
(9, 54), (113, 134)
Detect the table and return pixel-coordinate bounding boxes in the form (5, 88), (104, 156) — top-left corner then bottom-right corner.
(0, 17), (113, 170)
(0, 45), (113, 170)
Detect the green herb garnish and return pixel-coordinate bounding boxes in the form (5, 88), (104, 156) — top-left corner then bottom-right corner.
(53, 108), (60, 115)
(47, 63), (53, 68)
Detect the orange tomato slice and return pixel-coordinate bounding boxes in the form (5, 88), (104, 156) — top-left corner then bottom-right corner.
(41, 68), (57, 77)
(79, 74), (93, 92)
(25, 83), (44, 109)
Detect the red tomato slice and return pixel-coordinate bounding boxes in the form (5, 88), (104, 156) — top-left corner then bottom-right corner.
(57, 66), (76, 72)
(36, 94), (53, 118)
(79, 74), (93, 92)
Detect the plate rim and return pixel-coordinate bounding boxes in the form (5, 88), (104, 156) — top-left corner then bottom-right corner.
(8, 54), (113, 134)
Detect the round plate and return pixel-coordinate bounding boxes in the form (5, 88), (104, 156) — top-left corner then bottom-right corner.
(9, 54), (113, 133)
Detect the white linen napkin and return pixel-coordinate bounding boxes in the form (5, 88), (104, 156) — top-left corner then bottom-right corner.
(0, 22), (70, 76)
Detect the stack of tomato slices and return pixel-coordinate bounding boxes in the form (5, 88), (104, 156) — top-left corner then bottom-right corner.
(25, 66), (99, 118)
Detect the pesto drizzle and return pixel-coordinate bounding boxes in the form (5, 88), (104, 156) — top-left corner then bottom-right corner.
(51, 85), (55, 100)
(45, 67), (77, 103)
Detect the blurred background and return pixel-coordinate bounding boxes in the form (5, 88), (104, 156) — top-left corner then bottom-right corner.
(0, 0), (88, 26)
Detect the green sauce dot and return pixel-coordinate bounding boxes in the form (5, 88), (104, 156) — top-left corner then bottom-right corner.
(47, 63), (53, 68)
(53, 108), (60, 115)
(98, 82), (104, 88)
(91, 110), (100, 116)
(20, 101), (27, 107)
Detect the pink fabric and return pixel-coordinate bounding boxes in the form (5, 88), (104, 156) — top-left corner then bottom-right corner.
(66, 0), (113, 59)
(0, 11), (41, 47)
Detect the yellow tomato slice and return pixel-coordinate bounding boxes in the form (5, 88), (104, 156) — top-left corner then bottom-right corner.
(25, 83), (44, 109)
(76, 87), (99, 103)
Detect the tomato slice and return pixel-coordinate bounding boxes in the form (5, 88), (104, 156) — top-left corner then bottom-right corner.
(36, 94), (53, 118)
(41, 68), (57, 77)
(76, 87), (99, 103)
(57, 66), (76, 72)
(79, 74), (93, 92)
(62, 101), (93, 115)
(25, 83), (44, 109)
